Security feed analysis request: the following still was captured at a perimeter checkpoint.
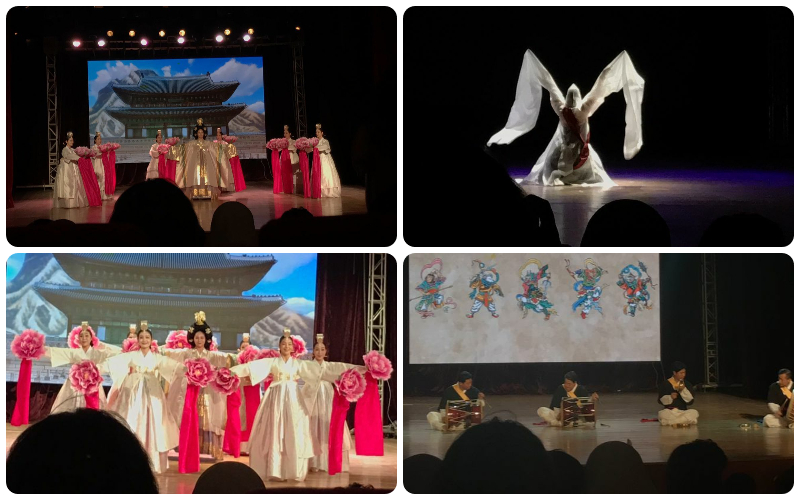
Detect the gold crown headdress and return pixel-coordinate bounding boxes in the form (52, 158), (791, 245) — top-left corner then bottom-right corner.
(129, 323), (137, 329)
(81, 321), (89, 328)
(195, 311), (206, 324)
(315, 123), (321, 130)
(197, 118), (204, 126)
(242, 333), (250, 341)
(95, 131), (101, 137)
(316, 333), (324, 345)
(66, 131), (74, 139)
(284, 125), (289, 132)
(140, 320), (148, 331)
(282, 327), (291, 338)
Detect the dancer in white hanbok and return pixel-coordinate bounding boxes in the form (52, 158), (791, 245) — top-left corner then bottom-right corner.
(183, 120), (221, 199)
(487, 50), (644, 186)
(284, 126), (302, 194)
(105, 328), (184, 473)
(145, 131), (162, 180)
(53, 132), (89, 209)
(231, 332), (360, 481)
(315, 124), (342, 198)
(214, 128), (234, 192)
(43, 322), (119, 414)
(301, 334), (356, 472)
(161, 313), (231, 461)
(91, 132), (112, 200)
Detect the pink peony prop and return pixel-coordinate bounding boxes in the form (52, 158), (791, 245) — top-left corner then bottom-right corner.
(291, 335), (307, 358)
(294, 137), (309, 150)
(68, 325), (99, 349)
(210, 367), (240, 395)
(157, 144), (170, 155)
(69, 360), (103, 395)
(258, 348), (280, 359)
(166, 330), (190, 349)
(209, 337), (219, 351)
(184, 357), (215, 387)
(238, 345), (260, 364)
(165, 137), (180, 146)
(363, 350), (393, 380)
(74, 146), (91, 158)
(11, 329), (46, 360)
(275, 138), (289, 150)
(222, 135), (237, 143)
(308, 137), (319, 148)
(335, 368), (367, 402)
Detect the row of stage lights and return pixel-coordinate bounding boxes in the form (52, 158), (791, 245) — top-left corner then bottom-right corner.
(71, 26), (301, 48)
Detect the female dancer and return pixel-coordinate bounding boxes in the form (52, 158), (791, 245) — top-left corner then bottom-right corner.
(315, 124), (342, 198)
(145, 130), (163, 180)
(90, 132), (112, 200)
(214, 128), (234, 192)
(301, 334), (354, 472)
(231, 330), (361, 482)
(183, 119), (221, 199)
(105, 328), (184, 473)
(53, 132), (89, 208)
(283, 125), (299, 194)
(42, 322), (118, 413)
(161, 312), (231, 462)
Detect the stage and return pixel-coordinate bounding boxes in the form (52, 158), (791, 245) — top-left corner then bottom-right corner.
(404, 393), (794, 464)
(508, 167), (793, 246)
(8, 181), (368, 231)
(6, 424), (396, 493)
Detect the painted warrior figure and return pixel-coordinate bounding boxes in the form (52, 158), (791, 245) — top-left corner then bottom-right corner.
(566, 259), (605, 319)
(617, 263), (654, 317)
(488, 50), (644, 186)
(516, 259), (556, 320)
(467, 261), (504, 318)
(414, 259), (456, 318)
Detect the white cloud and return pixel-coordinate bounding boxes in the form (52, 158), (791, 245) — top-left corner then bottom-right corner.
(260, 254), (316, 283)
(161, 66), (171, 77)
(174, 68), (192, 77)
(284, 297), (315, 315)
(188, 59), (195, 65)
(247, 101), (265, 113)
(89, 61), (139, 98)
(305, 311), (315, 319)
(210, 58), (263, 99)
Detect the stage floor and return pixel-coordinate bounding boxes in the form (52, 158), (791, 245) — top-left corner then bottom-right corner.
(5, 424), (396, 493)
(404, 393), (793, 464)
(8, 181), (368, 231)
(510, 168), (793, 246)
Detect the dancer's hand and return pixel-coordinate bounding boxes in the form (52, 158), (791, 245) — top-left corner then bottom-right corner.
(671, 392), (679, 400)
(478, 392), (485, 400)
(591, 392), (599, 402)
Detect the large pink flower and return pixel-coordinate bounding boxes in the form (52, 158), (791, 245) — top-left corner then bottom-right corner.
(276, 138), (289, 150)
(11, 329), (46, 360)
(258, 348), (280, 359)
(266, 139), (277, 150)
(185, 358), (215, 387)
(295, 137), (309, 150)
(210, 367), (240, 395)
(69, 360), (103, 395)
(157, 144), (170, 155)
(68, 326), (99, 349)
(291, 335), (307, 358)
(238, 345), (260, 364)
(222, 135), (237, 143)
(308, 137), (319, 148)
(166, 330), (190, 349)
(165, 137), (180, 146)
(335, 368), (367, 403)
(74, 146), (91, 158)
(363, 350), (393, 380)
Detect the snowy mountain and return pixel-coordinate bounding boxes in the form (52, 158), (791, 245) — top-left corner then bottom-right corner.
(250, 306), (314, 349)
(229, 108), (266, 134)
(6, 254), (77, 337)
(89, 69), (158, 138)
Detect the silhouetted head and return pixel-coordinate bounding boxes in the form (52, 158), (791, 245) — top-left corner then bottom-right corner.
(582, 199), (670, 246)
(209, 202), (257, 246)
(548, 450), (585, 494)
(566, 84), (582, 108)
(404, 454), (443, 494)
(699, 213), (785, 247)
(585, 441), (656, 493)
(666, 439), (728, 493)
(193, 462), (265, 493)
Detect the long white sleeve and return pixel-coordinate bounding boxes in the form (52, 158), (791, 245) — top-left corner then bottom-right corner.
(231, 357), (277, 385)
(46, 346), (83, 367)
(679, 387), (693, 403)
(768, 402), (781, 414)
(659, 395), (673, 406)
(149, 144), (160, 159)
(62, 147), (79, 162)
(317, 138), (331, 153)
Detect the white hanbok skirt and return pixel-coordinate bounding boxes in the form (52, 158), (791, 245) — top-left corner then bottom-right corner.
(522, 127), (615, 187)
(50, 380), (108, 414)
(319, 153), (342, 198)
(53, 159), (89, 208)
(308, 382), (351, 472)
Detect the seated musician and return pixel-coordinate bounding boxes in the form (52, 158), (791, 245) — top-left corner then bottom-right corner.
(427, 371), (485, 431)
(658, 361), (699, 426)
(537, 371), (599, 426)
(764, 368), (793, 428)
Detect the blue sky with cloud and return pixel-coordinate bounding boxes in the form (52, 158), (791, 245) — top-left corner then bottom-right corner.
(87, 57), (265, 110)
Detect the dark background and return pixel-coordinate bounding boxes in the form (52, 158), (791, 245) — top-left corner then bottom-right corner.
(8, 6), (396, 190)
(404, 254), (793, 402)
(404, 7), (792, 171)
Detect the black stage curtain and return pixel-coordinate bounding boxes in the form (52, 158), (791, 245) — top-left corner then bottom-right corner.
(405, 254), (791, 400)
(7, 35), (13, 207)
(315, 254), (397, 425)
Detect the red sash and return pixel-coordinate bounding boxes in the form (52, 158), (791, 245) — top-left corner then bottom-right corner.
(562, 108), (591, 170)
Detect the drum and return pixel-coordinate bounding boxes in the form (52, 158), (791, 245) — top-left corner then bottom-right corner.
(444, 399), (483, 430)
(560, 397), (596, 426)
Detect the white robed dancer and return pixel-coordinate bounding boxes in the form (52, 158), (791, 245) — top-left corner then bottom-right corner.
(315, 124), (342, 198)
(161, 312), (231, 461)
(488, 50), (644, 186)
(183, 119), (221, 199)
(105, 328), (184, 473)
(145, 130), (163, 180)
(53, 132), (89, 208)
(90, 132), (112, 200)
(213, 128), (234, 191)
(231, 330), (361, 482)
(301, 334), (356, 472)
(43, 322), (119, 414)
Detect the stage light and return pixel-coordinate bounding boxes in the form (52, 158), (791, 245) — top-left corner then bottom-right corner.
(247, 28), (254, 35)
(177, 36), (185, 44)
(224, 29), (231, 36)
(129, 30), (135, 37)
(158, 30), (166, 37)
(97, 39), (106, 47)
(295, 26), (301, 31)
(140, 38), (148, 46)
(215, 34), (224, 42)
(107, 30), (113, 37)
(72, 40), (81, 47)
(243, 34), (251, 42)
(179, 29), (186, 36)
